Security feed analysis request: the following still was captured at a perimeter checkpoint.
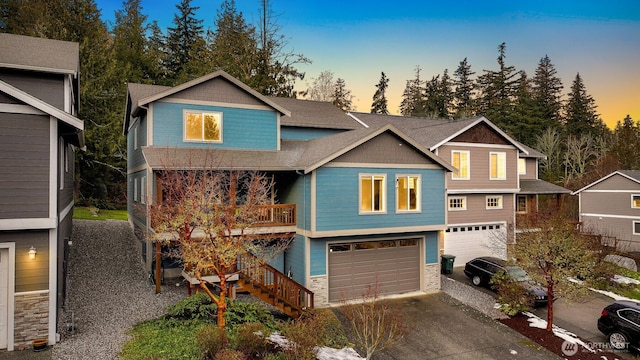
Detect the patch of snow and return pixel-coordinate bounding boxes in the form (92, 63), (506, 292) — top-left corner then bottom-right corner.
(612, 274), (640, 285)
(268, 333), (365, 360)
(510, 349), (518, 355)
(589, 288), (636, 302)
(523, 312), (595, 353)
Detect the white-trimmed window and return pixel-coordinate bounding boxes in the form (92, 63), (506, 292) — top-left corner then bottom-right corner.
(134, 177), (138, 202)
(634, 221), (640, 235)
(141, 176), (146, 204)
(184, 110), (222, 142)
(518, 158), (526, 175)
(134, 125), (138, 150)
(632, 195), (640, 208)
(486, 196), (503, 210)
(451, 150), (470, 180)
(490, 152), (506, 180)
(516, 195), (527, 213)
(360, 174), (386, 213)
(448, 196), (466, 211)
(396, 175), (420, 212)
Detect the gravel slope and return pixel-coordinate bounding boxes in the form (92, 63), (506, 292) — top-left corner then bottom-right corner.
(53, 220), (185, 360)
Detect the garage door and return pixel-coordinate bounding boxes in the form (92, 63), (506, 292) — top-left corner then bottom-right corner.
(328, 238), (420, 302)
(444, 224), (506, 266)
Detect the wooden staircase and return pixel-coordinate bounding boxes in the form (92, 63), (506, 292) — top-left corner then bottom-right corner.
(236, 254), (314, 318)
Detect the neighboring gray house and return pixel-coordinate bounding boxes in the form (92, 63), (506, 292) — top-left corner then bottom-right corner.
(0, 33), (84, 351)
(573, 170), (640, 252)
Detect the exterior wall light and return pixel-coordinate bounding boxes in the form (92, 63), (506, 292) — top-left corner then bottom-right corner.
(29, 246), (37, 260)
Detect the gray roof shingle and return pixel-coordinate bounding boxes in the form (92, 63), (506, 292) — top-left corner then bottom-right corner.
(519, 179), (571, 194)
(0, 33), (79, 75)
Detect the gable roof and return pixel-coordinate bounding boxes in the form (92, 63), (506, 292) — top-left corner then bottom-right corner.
(520, 179), (571, 195)
(572, 170), (640, 195)
(348, 113), (530, 155)
(0, 79), (84, 148)
(269, 97), (362, 130)
(0, 33), (79, 76)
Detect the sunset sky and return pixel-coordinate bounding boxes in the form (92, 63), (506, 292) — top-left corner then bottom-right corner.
(97, 0), (640, 128)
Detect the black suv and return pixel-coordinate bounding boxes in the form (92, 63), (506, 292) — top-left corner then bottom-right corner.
(463, 256), (548, 305)
(598, 300), (640, 353)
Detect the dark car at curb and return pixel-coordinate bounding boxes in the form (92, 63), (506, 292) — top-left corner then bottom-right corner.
(463, 256), (549, 306)
(598, 300), (640, 353)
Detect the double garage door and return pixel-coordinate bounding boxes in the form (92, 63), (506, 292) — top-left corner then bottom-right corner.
(328, 238), (421, 302)
(443, 223), (506, 266)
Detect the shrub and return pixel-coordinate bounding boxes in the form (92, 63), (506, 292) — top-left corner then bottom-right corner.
(224, 300), (276, 330)
(214, 349), (248, 360)
(303, 308), (349, 348)
(279, 317), (319, 360)
(491, 270), (534, 315)
(231, 322), (273, 358)
(166, 292), (217, 321)
(196, 325), (229, 359)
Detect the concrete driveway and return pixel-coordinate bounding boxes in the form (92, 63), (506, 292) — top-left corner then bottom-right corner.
(337, 292), (560, 360)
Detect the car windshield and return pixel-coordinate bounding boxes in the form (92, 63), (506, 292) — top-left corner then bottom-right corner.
(506, 266), (531, 282)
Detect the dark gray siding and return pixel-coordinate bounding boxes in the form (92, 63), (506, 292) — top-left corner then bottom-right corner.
(334, 132), (437, 165)
(0, 70), (65, 110)
(57, 210), (73, 315)
(0, 230), (49, 292)
(58, 142), (75, 213)
(169, 77), (265, 107)
(0, 113), (50, 219)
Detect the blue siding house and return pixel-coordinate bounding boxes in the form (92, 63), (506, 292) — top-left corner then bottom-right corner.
(123, 71), (454, 306)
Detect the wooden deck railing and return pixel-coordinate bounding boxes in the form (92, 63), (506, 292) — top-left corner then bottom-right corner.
(251, 204), (296, 227)
(237, 253), (313, 315)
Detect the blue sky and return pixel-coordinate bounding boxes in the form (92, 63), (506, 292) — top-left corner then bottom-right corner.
(96, 0), (640, 127)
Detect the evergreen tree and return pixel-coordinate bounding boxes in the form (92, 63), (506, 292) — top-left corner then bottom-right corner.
(332, 78), (354, 112)
(371, 72), (389, 114)
(436, 69), (453, 118)
(453, 57), (476, 118)
(147, 20), (169, 84)
(564, 73), (604, 138)
(112, 0), (154, 84)
(611, 115), (640, 170)
(476, 42), (520, 131)
(531, 55), (563, 128)
(512, 71), (542, 145)
(165, 0), (205, 82)
(210, 0), (257, 83)
(423, 75), (440, 117)
(400, 66), (424, 116)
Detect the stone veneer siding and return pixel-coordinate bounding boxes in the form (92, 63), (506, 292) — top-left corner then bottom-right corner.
(14, 292), (49, 350)
(308, 275), (328, 307)
(424, 263), (440, 293)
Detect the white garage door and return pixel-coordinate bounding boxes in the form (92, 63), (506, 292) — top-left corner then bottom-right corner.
(328, 239), (421, 302)
(444, 224), (506, 266)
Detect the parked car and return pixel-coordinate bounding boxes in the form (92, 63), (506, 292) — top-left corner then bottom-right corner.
(463, 256), (549, 305)
(597, 300), (640, 353)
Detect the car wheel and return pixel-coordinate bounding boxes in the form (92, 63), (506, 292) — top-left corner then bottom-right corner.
(472, 275), (482, 286)
(608, 331), (629, 350)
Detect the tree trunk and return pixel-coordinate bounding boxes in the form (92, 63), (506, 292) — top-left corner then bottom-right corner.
(546, 284), (554, 332)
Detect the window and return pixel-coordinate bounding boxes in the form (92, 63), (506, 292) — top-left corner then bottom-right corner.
(329, 244), (351, 252)
(486, 196), (503, 209)
(134, 178), (138, 202)
(634, 221), (640, 235)
(354, 242), (375, 250)
(360, 174), (386, 213)
(134, 125), (138, 150)
(184, 110), (222, 142)
(490, 152), (506, 180)
(516, 195), (527, 213)
(141, 176), (146, 204)
(518, 158), (526, 175)
(396, 175), (420, 212)
(448, 196), (466, 211)
(451, 150), (470, 180)
(632, 195), (640, 208)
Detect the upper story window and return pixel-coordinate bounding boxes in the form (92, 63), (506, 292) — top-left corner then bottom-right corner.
(396, 175), (420, 212)
(518, 158), (526, 175)
(632, 195), (640, 208)
(184, 110), (222, 142)
(360, 174), (386, 214)
(486, 196), (503, 210)
(448, 196), (466, 211)
(451, 150), (470, 180)
(490, 152), (506, 180)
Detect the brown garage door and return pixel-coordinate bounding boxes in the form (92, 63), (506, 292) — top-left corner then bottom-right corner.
(328, 238), (421, 302)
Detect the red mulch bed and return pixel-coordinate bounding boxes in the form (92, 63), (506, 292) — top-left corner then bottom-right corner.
(500, 314), (624, 359)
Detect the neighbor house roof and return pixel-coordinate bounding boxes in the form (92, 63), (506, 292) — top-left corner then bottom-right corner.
(0, 33), (79, 76)
(519, 179), (571, 195)
(572, 170), (640, 195)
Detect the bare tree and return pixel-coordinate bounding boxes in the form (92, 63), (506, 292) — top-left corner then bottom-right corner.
(147, 154), (291, 328)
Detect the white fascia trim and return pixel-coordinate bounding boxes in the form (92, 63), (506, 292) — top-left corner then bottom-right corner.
(0, 104), (46, 115)
(307, 224), (447, 238)
(0, 218), (56, 230)
(60, 201), (74, 223)
(447, 188), (519, 194)
(580, 213), (640, 221)
(446, 220), (508, 228)
(147, 103), (153, 146)
(445, 142), (516, 150)
(0, 243), (16, 351)
(582, 190), (640, 193)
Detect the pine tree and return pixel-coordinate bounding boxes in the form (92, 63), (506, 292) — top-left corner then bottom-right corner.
(437, 69), (453, 118)
(531, 55), (563, 128)
(453, 58), (475, 119)
(165, 0), (205, 82)
(371, 72), (389, 114)
(564, 73), (604, 138)
(611, 115), (640, 170)
(112, 0), (154, 84)
(400, 66), (424, 116)
(332, 78), (354, 112)
(511, 71), (540, 145)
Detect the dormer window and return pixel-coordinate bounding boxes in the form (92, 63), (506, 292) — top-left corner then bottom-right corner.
(184, 110), (222, 142)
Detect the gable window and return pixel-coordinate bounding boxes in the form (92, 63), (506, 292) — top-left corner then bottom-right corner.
(516, 195), (527, 213)
(184, 110), (222, 142)
(632, 195), (640, 208)
(518, 158), (526, 175)
(486, 196), (503, 210)
(451, 150), (470, 180)
(490, 152), (506, 180)
(360, 174), (386, 213)
(634, 221), (640, 235)
(396, 175), (420, 212)
(448, 196), (466, 211)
